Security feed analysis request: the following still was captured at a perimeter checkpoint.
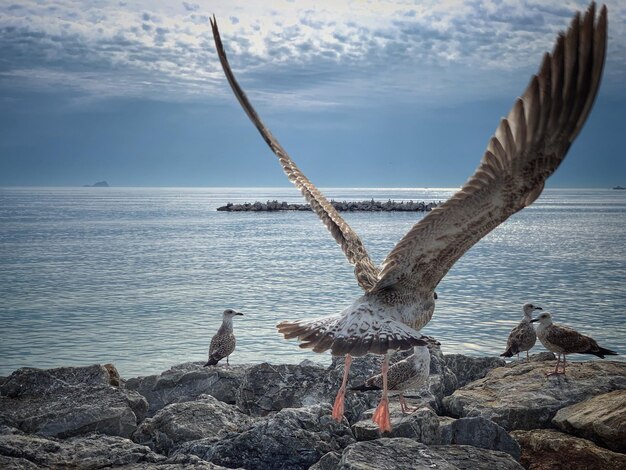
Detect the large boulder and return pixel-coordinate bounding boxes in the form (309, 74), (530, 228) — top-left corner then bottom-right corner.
(125, 362), (247, 417)
(0, 365), (147, 438)
(327, 438), (522, 469)
(511, 429), (626, 470)
(351, 407), (441, 443)
(552, 389), (626, 453)
(439, 417), (521, 460)
(443, 360), (626, 430)
(175, 404), (355, 470)
(0, 425), (165, 469)
(132, 395), (252, 455)
(444, 354), (505, 387)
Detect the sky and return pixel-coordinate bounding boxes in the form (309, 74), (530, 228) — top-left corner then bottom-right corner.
(1, 0), (625, 188)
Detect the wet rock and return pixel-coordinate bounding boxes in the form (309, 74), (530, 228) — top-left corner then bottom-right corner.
(444, 354), (505, 387)
(309, 451), (342, 470)
(0, 365), (147, 438)
(126, 362), (247, 417)
(439, 416), (521, 460)
(351, 407), (440, 443)
(0, 426), (165, 469)
(176, 404), (355, 470)
(333, 438), (522, 469)
(132, 395), (252, 455)
(552, 389), (626, 453)
(443, 360), (626, 430)
(511, 429), (626, 470)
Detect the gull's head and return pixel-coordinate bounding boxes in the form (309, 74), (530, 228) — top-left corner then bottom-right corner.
(223, 308), (244, 319)
(523, 303), (542, 318)
(530, 311), (552, 325)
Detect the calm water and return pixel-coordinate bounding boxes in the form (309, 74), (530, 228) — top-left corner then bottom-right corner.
(1, 187), (625, 378)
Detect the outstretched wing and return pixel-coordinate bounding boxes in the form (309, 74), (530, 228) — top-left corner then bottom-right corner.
(210, 17), (379, 291)
(372, 3), (607, 293)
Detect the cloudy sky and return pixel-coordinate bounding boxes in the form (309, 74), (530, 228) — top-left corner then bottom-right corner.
(1, 0), (625, 187)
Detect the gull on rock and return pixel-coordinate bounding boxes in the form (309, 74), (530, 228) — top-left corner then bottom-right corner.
(352, 339), (431, 415)
(210, 3), (607, 431)
(500, 303), (542, 361)
(204, 308), (243, 366)
(531, 311), (618, 375)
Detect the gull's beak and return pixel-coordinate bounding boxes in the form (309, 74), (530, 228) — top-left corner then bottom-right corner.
(535, 306), (543, 310)
(235, 311), (244, 316)
(530, 318), (539, 323)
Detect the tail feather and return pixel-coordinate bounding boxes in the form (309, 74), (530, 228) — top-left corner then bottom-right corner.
(351, 382), (381, 392)
(204, 356), (219, 366)
(500, 346), (516, 358)
(277, 314), (423, 357)
(590, 346), (618, 359)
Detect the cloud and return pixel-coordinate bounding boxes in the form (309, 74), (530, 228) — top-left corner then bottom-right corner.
(0, 0), (623, 110)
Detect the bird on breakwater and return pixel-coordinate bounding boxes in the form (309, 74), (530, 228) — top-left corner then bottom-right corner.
(352, 340), (431, 415)
(531, 311), (617, 376)
(210, 2), (607, 432)
(501, 303), (543, 361)
(204, 309), (244, 366)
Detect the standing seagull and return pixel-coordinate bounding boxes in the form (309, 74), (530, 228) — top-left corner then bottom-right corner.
(210, 3), (607, 431)
(352, 340), (431, 417)
(531, 311), (617, 375)
(501, 303), (542, 361)
(204, 309), (244, 366)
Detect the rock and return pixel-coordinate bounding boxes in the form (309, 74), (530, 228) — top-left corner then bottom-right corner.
(439, 416), (521, 460)
(132, 395), (252, 455)
(332, 438), (522, 469)
(552, 389), (626, 453)
(351, 407), (440, 444)
(429, 445), (523, 469)
(176, 404), (355, 470)
(216, 200), (439, 212)
(443, 360), (626, 430)
(444, 354), (505, 387)
(0, 426), (165, 469)
(309, 451), (342, 470)
(236, 361), (376, 424)
(125, 362), (247, 417)
(0, 365), (147, 438)
(511, 429), (626, 470)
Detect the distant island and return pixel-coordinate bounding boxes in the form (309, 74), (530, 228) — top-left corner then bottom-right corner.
(83, 181), (109, 187)
(612, 186), (625, 190)
(217, 199), (439, 212)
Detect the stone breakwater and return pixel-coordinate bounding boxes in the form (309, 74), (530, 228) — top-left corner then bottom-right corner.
(1, 342), (625, 469)
(217, 199), (439, 212)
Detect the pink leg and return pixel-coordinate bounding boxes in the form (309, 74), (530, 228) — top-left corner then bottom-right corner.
(517, 353), (520, 361)
(372, 354), (392, 432)
(526, 350), (529, 361)
(546, 354), (563, 376)
(562, 355), (567, 374)
(332, 354), (352, 422)
(399, 393), (417, 414)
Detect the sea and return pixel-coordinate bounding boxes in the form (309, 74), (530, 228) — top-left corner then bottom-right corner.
(1, 187), (625, 378)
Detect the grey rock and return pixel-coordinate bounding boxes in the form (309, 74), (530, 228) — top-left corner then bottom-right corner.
(0, 365), (147, 438)
(351, 407), (440, 444)
(443, 360), (626, 430)
(444, 354), (505, 387)
(334, 438), (522, 469)
(552, 389), (626, 453)
(511, 429), (626, 470)
(0, 426), (165, 469)
(132, 395), (252, 455)
(309, 451), (342, 470)
(439, 416), (521, 460)
(126, 362), (247, 417)
(429, 445), (523, 470)
(176, 404), (355, 470)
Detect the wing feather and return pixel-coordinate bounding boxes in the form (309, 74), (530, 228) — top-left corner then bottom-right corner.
(210, 17), (379, 291)
(372, 3), (607, 292)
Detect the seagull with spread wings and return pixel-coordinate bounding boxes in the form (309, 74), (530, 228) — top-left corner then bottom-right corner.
(210, 3), (607, 432)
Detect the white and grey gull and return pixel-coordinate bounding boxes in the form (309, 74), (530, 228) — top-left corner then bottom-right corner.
(204, 308), (244, 366)
(500, 303), (542, 361)
(531, 311), (617, 375)
(210, 3), (607, 431)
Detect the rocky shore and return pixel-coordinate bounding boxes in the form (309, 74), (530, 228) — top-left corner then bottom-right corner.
(1, 342), (624, 469)
(217, 200), (439, 212)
